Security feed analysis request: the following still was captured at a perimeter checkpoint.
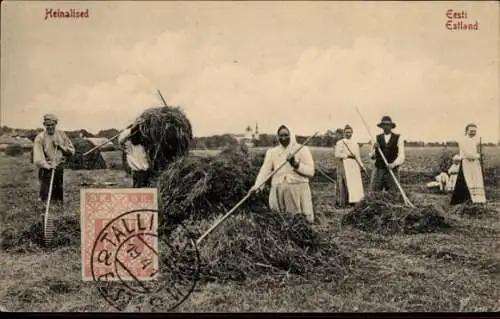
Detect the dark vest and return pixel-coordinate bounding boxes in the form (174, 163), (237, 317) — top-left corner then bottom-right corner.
(375, 133), (400, 169)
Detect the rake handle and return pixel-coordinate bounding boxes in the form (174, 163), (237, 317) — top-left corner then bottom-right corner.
(316, 166), (336, 185)
(196, 131), (320, 246)
(341, 140), (370, 178)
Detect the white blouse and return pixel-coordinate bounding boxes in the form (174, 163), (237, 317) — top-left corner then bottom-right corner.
(458, 136), (480, 161)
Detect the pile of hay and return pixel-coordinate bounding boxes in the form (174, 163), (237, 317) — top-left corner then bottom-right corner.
(135, 106), (193, 173)
(1, 215), (80, 252)
(166, 207), (350, 284)
(4, 144), (23, 157)
(341, 192), (449, 235)
(451, 202), (497, 218)
(66, 138), (107, 170)
(156, 144), (266, 226)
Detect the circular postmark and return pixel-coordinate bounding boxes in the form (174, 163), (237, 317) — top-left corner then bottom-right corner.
(90, 209), (200, 312)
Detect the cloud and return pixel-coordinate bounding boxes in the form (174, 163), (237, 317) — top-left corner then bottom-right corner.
(21, 74), (159, 132)
(19, 32), (498, 141)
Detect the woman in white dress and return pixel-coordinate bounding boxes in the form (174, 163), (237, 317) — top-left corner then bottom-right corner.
(251, 125), (316, 222)
(334, 125), (365, 207)
(450, 123), (486, 205)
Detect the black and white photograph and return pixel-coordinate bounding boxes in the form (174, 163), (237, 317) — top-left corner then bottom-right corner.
(0, 0), (499, 313)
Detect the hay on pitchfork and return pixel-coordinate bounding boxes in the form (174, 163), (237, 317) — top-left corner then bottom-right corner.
(156, 144), (267, 228)
(66, 138), (107, 170)
(134, 106), (193, 173)
(166, 206), (350, 284)
(341, 192), (450, 235)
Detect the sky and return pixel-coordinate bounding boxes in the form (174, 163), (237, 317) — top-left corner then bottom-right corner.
(1, 1), (499, 142)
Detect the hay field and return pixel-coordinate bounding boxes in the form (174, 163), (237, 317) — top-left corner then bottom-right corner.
(1, 147), (499, 312)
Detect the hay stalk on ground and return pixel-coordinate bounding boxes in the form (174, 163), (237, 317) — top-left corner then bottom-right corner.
(163, 207), (350, 284)
(342, 191), (450, 235)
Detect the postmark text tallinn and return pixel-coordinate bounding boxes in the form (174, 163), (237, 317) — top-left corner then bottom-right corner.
(45, 8), (89, 20)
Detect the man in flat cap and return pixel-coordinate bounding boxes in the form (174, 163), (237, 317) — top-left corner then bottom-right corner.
(33, 114), (75, 202)
(368, 116), (405, 192)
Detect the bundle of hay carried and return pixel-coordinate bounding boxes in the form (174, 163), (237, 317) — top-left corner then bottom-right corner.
(133, 106), (193, 174)
(342, 192), (449, 235)
(156, 144), (266, 227)
(66, 138), (107, 170)
(167, 207), (350, 284)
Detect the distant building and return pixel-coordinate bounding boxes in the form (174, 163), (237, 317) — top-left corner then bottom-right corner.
(232, 132), (255, 148)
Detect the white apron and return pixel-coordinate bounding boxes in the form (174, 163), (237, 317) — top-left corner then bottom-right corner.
(462, 159), (486, 203)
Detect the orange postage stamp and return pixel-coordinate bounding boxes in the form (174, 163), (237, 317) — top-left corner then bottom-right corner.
(81, 188), (158, 282)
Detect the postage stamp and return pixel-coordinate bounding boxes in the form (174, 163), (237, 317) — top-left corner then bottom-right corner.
(81, 188), (200, 311)
(81, 188), (159, 281)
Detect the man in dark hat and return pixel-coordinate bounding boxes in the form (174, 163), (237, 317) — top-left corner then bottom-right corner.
(368, 116), (405, 192)
(33, 114), (75, 202)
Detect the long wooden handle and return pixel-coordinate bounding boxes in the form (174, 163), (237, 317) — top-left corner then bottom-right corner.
(82, 132), (122, 156)
(316, 166), (336, 185)
(341, 140), (369, 177)
(196, 131), (320, 246)
(82, 120), (144, 157)
(355, 106), (414, 208)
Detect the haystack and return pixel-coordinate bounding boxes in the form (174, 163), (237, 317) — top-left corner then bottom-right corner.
(1, 215), (80, 253)
(163, 207), (350, 284)
(4, 144), (23, 157)
(66, 138), (107, 170)
(134, 106), (193, 173)
(156, 144), (265, 227)
(342, 192), (449, 235)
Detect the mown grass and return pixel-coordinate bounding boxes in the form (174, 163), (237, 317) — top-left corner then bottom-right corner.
(0, 149), (499, 312)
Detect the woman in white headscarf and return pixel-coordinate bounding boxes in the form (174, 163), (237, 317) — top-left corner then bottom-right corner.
(450, 123), (486, 205)
(251, 125), (315, 222)
(334, 124), (365, 207)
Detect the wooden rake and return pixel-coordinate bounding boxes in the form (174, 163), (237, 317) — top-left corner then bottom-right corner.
(44, 149), (58, 246)
(196, 131), (320, 246)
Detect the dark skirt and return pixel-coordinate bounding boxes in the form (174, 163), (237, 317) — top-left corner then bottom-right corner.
(450, 162), (471, 205)
(132, 169), (153, 188)
(335, 161), (348, 207)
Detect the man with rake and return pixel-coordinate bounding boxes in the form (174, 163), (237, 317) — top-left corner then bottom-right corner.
(33, 114), (75, 202)
(250, 125), (316, 223)
(368, 116), (406, 193)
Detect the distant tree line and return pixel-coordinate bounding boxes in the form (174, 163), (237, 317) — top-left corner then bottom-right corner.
(1, 126), (498, 148)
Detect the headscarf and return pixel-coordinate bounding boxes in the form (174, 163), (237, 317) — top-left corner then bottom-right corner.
(43, 114), (58, 125)
(464, 123), (477, 135)
(277, 124), (298, 150)
(452, 154), (461, 162)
